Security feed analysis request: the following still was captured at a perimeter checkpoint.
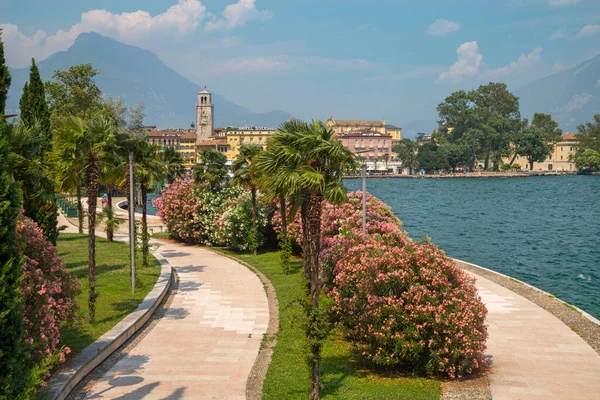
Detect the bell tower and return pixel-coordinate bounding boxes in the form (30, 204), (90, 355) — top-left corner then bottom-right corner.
(196, 88), (214, 143)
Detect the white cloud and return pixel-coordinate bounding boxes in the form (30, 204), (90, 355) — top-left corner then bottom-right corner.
(0, 0), (272, 68)
(589, 48), (600, 58)
(547, 0), (582, 7)
(596, 79), (600, 89)
(439, 42), (543, 83)
(427, 19), (461, 37)
(578, 24), (600, 37)
(438, 41), (483, 82)
(205, 0), (273, 32)
(484, 48), (542, 78)
(549, 27), (567, 40)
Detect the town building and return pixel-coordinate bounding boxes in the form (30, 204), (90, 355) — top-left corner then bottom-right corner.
(338, 130), (393, 164)
(145, 130), (197, 166)
(326, 117), (402, 143)
(506, 133), (580, 172)
(196, 89), (214, 143)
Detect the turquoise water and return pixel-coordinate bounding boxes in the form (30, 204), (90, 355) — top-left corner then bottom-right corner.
(345, 176), (600, 319)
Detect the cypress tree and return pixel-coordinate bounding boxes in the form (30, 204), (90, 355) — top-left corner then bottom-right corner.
(22, 59), (51, 153)
(0, 29), (11, 116)
(0, 32), (25, 398)
(19, 81), (30, 123)
(13, 59), (59, 244)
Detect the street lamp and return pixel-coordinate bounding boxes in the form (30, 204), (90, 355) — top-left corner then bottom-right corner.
(355, 150), (370, 236)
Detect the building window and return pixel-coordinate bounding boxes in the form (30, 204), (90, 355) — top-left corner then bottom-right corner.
(561, 156), (563, 160)
(258, 137), (263, 145)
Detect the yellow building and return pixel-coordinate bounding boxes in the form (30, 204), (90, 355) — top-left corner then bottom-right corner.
(221, 127), (276, 160)
(506, 133), (579, 172)
(326, 117), (402, 143)
(146, 130), (197, 166)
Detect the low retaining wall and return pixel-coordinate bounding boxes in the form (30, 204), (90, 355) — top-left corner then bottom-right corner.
(43, 250), (173, 400)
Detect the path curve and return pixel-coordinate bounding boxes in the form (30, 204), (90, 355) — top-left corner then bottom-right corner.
(79, 240), (269, 399)
(468, 269), (600, 400)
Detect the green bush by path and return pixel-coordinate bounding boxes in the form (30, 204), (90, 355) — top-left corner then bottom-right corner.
(221, 250), (440, 400)
(57, 234), (161, 355)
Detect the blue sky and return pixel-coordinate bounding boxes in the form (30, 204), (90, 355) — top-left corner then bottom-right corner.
(2, 0), (600, 133)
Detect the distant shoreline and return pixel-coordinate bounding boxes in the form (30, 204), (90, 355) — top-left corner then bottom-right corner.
(344, 171), (583, 179)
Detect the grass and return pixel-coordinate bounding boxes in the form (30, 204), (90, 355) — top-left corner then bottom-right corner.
(57, 234), (162, 355)
(151, 231), (170, 239)
(220, 249), (440, 400)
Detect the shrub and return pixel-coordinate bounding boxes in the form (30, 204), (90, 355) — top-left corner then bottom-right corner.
(215, 191), (269, 252)
(16, 215), (79, 363)
(500, 163), (511, 171)
(154, 179), (244, 245)
(511, 163), (521, 170)
(331, 238), (488, 379)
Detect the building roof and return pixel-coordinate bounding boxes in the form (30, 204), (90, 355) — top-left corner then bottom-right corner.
(197, 139), (229, 147)
(335, 119), (384, 127)
(199, 89), (210, 94)
(146, 130), (180, 138)
(562, 133), (579, 140)
(385, 124), (401, 130)
(179, 133), (197, 140)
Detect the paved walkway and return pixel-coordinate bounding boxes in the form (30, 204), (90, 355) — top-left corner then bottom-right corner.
(467, 270), (600, 400)
(58, 213), (270, 399)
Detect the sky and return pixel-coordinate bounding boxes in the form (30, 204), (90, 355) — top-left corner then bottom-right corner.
(2, 0), (600, 133)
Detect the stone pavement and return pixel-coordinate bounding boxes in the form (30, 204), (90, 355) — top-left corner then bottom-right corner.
(467, 270), (600, 400)
(58, 212), (269, 399)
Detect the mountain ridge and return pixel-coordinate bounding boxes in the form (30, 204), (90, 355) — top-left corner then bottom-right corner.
(515, 54), (600, 132)
(6, 32), (290, 129)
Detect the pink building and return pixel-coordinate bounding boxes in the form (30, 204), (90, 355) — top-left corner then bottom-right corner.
(338, 130), (393, 162)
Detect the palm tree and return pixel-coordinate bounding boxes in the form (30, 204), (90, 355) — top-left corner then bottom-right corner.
(232, 144), (262, 255)
(193, 149), (228, 190)
(98, 129), (128, 242)
(135, 138), (164, 268)
(255, 119), (357, 400)
(161, 147), (185, 184)
(53, 116), (115, 323)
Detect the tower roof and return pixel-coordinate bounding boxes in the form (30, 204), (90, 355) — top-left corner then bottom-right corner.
(199, 89), (210, 94)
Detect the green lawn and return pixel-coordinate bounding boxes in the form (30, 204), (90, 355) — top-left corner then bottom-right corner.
(57, 234), (162, 355)
(220, 250), (440, 400)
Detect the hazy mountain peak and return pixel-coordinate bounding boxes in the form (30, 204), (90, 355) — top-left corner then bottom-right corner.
(516, 54), (600, 132)
(6, 32), (289, 129)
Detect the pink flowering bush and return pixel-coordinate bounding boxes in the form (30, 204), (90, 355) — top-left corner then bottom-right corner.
(15, 215), (79, 365)
(154, 179), (244, 245)
(215, 192), (269, 252)
(331, 238), (488, 379)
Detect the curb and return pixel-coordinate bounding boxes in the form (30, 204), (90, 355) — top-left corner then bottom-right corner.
(44, 246), (173, 400)
(453, 257), (600, 326)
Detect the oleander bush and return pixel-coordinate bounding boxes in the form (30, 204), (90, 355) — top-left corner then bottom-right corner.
(331, 237), (488, 379)
(154, 179), (244, 245)
(16, 215), (79, 385)
(215, 191), (269, 252)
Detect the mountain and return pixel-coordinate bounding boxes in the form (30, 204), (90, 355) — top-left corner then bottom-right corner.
(516, 55), (600, 132)
(6, 32), (289, 129)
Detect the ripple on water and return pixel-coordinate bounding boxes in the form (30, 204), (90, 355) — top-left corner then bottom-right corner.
(345, 176), (600, 318)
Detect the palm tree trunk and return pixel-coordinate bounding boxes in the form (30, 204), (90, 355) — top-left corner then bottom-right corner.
(251, 186), (258, 256)
(76, 185), (84, 234)
(305, 191), (323, 400)
(106, 187), (113, 242)
(279, 195), (287, 237)
(300, 198), (311, 281)
(141, 182), (149, 269)
(86, 155), (99, 324)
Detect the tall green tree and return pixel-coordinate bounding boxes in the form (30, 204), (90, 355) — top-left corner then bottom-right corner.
(19, 59), (52, 153)
(514, 125), (550, 171)
(437, 83), (521, 170)
(417, 142), (450, 173)
(0, 103), (25, 399)
(135, 138), (164, 268)
(162, 147), (185, 184)
(46, 63), (103, 125)
(0, 30), (11, 117)
(8, 122), (59, 244)
(573, 114), (600, 173)
(232, 144), (263, 255)
(256, 120), (357, 400)
(392, 138), (419, 173)
(193, 149), (228, 190)
(53, 116), (115, 323)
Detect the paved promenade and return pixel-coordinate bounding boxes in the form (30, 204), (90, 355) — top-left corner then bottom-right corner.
(58, 213), (269, 399)
(467, 270), (600, 400)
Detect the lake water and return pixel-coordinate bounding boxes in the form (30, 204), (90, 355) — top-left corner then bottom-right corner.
(345, 176), (600, 319)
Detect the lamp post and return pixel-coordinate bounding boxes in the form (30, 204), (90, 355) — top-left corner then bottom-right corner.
(129, 151), (136, 294)
(355, 150), (370, 236)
